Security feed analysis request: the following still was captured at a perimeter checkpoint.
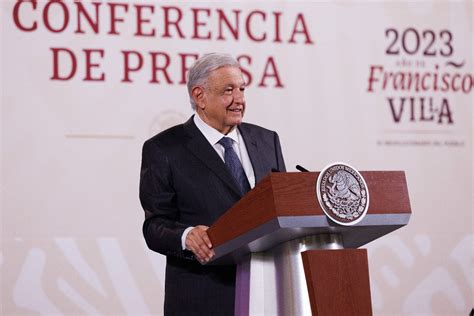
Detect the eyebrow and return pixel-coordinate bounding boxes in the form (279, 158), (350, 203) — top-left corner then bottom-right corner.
(222, 82), (246, 88)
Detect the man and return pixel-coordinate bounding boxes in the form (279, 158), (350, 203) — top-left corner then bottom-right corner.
(139, 53), (286, 315)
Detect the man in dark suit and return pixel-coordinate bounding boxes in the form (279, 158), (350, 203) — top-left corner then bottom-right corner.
(139, 53), (286, 315)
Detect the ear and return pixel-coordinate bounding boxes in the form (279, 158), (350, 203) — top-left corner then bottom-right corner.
(192, 86), (205, 110)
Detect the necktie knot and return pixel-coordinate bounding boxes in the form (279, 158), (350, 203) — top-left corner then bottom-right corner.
(218, 137), (234, 150)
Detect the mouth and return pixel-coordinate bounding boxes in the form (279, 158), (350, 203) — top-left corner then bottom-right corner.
(227, 108), (243, 113)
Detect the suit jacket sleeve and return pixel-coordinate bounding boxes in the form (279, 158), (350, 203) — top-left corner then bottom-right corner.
(139, 139), (192, 259)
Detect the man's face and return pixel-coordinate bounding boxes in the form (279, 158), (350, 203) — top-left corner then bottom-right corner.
(195, 66), (246, 134)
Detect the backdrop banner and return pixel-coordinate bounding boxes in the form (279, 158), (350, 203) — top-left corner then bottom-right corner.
(1, 1), (472, 315)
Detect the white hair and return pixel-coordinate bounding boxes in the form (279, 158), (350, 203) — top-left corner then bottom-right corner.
(187, 53), (240, 110)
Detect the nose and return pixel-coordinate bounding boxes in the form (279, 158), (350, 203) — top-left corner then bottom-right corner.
(233, 89), (245, 104)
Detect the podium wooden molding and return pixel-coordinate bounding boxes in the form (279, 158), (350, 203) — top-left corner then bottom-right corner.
(302, 249), (373, 315)
(206, 171), (411, 315)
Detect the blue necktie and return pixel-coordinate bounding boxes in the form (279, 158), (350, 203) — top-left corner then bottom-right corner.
(218, 137), (251, 195)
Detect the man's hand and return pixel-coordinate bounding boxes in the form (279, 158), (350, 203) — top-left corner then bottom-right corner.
(185, 225), (215, 263)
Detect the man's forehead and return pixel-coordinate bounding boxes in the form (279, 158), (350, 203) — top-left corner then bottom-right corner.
(209, 66), (245, 85)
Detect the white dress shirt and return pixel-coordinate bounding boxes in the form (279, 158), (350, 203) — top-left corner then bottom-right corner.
(181, 114), (256, 249)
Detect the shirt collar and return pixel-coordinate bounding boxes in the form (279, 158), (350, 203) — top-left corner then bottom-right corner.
(193, 113), (240, 146)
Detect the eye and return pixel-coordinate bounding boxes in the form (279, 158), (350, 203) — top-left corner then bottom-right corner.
(239, 87), (246, 92)
(224, 87), (233, 95)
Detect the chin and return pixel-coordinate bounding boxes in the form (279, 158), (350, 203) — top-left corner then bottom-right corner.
(230, 118), (243, 126)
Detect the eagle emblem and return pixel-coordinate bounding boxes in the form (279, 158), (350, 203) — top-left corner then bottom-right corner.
(316, 163), (369, 225)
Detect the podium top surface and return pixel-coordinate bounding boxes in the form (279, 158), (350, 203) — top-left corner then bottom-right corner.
(207, 171), (411, 265)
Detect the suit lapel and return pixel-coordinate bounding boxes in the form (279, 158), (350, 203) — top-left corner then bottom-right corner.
(239, 124), (265, 183)
(183, 117), (242, 197)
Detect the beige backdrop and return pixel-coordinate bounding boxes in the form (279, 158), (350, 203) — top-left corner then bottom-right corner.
(1, 1), (472, 315)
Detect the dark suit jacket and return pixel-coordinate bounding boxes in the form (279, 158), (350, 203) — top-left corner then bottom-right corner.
(139, 116), (286, 315)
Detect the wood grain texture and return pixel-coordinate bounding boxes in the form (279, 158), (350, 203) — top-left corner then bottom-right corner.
(208, 171), (411, 247)
(301, 249), (373, 316)
(272, 171), (411, 216)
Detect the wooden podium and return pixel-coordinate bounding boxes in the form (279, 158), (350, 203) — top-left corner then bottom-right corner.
(206, 171), (411, 315)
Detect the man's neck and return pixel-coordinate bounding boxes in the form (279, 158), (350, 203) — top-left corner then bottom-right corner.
(195, 111), (235, 135)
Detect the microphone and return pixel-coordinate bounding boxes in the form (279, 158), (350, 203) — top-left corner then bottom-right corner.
(296, 165), (310, 172)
